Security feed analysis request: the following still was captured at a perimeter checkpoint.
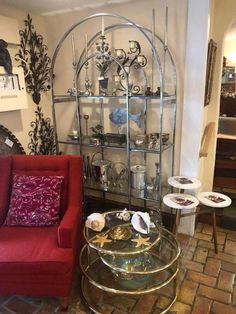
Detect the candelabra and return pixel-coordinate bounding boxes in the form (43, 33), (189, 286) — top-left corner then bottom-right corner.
(114, 40), (147, 95)
(95, 35), (113, 95)
(84, 61), (93, 96)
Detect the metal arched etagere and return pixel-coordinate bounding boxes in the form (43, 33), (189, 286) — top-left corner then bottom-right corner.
(50, 11), (177, 212)
(50, 10), (179, 313)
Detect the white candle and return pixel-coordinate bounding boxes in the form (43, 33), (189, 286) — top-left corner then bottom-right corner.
(72, 130), (78, 136)
(102, 16), (104, 36)
(129, 41), (136, 49)
(116, 49), (122, 57)
(165, 6), (168, 47)
(137, 55), (144, 64)
(71, 34), (75, 63)
(85, 34), (88, 58)
(114, 74), (120, 82)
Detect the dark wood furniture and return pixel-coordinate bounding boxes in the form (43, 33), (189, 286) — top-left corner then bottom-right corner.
(220, 96), (236, 117)
(214, 137), (236, 190)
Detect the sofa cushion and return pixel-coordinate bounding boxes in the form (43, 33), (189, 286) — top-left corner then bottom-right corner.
(12, 155), (70, 217)
(4, 174), (63, 226)
(0, 226), (73, 275)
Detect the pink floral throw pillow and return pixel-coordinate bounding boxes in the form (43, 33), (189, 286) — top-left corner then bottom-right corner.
(4, 174), (64, 226)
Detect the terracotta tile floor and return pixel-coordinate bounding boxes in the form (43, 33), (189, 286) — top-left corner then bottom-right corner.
(1, 222), (236, 313)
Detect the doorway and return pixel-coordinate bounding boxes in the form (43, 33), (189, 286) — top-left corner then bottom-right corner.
(213, 21), (236, 230)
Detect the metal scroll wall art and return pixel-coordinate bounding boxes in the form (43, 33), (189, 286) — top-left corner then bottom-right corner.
(16, 14), (56, 155)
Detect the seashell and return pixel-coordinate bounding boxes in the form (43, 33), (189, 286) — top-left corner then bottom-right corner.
(85, 213), (105, 232)
(116, 208), (130, 222)
(131, 211), (151, 234)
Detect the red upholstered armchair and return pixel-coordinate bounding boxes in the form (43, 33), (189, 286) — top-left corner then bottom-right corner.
(0, 155), (83, 308)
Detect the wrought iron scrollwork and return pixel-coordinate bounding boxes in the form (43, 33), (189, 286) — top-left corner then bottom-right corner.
(114, 40), (147, 95)
(15, 14), (51, 105)
(16, 14), (56, 155)
(28, 105), (56, 155)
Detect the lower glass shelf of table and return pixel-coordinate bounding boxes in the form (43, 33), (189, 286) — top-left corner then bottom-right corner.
(80, 210), (181, 313)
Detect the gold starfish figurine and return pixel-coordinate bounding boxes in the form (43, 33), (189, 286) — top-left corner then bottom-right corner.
(131, 234), (150, 248)
(92, 234), (112, 247)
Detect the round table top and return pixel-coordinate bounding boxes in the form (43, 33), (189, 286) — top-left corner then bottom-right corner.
(197, 192), (232, 208)
(163, 193), (199, 210)
(83, 210), (162, 256)
(168, 176), (201, 190)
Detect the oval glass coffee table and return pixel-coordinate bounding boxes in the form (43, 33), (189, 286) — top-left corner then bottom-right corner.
(80, 210), (181, 314)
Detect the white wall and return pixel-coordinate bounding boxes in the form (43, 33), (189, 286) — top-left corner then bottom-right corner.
(178, 0), (210, 235)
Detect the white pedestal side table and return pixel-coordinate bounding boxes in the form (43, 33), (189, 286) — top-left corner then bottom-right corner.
(197, 192), (232, 254)
(163, 193), (199, 237)
(168, 176), (201, 193)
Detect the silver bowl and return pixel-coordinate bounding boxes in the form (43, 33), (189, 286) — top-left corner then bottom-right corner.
(134, 134), (146, 147)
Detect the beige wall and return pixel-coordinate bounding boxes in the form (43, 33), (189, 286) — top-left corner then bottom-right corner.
(0, 1), (219, 185)
(44, 0), (188, 172)
(198, 0), (217, 192)
(199, 0), (236, 191)
(0, 5), (52, 153)
(0, 0), (188, 165)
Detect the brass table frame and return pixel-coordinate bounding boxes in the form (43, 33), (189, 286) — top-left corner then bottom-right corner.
(80, 210), (181, 313)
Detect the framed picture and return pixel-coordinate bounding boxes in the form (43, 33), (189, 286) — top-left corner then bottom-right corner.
(204, 39), (217, 106)
(222, 66), (235, 83)
(0, 66), (28, 112)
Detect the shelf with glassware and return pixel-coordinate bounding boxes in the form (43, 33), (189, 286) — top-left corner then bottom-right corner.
(51, 12), (177, 213)
(57, 137), (174, 152)
(83, 178), (172, 203)
(53, 94), (176, 103)
(57, 92), (175, 203)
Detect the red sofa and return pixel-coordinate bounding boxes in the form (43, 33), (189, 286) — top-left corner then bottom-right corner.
(0, 155), (83, 308)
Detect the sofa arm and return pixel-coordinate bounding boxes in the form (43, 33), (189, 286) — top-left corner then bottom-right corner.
(57, 205), (82, 249)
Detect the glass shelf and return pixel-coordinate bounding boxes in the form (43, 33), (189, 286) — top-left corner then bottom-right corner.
(80, 249), (178, 294)
(84, 210), (161, 256)
(53, 94), (176, 103)
(58, 137), (174, 154)
(53, 95), (76, 103)
(84, 178), (170, 203)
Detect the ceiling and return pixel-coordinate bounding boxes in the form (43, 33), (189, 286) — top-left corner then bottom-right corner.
(0, 0), (135, 16)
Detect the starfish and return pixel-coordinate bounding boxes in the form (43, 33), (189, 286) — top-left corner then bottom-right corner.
(131, 234), (150, 248)
(92, 234), (112, 247)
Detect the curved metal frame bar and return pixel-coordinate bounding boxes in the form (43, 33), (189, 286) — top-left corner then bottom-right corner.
(99, 231), (181, 274)
(50, 13), (177, 194)
(79, 246), (179, 295)
(81, 275), (178, 314)
(50, 13), (164, 156)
